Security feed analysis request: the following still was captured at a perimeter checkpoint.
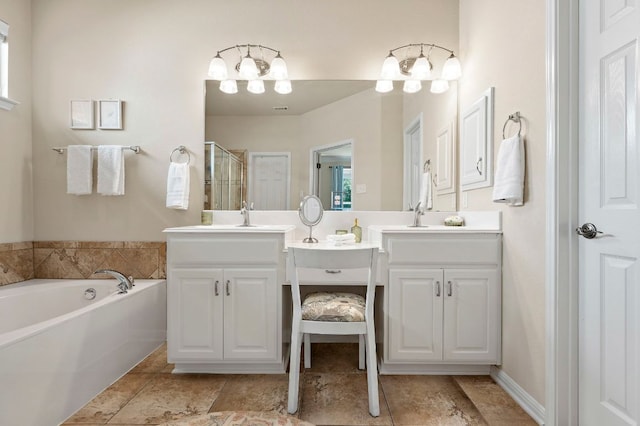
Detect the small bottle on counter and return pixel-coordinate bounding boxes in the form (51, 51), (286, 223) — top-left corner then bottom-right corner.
(350, 218), (362, 243)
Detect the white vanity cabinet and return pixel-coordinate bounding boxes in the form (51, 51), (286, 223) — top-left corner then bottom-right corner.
(164, 227), (293, 374)
(379, 231), (502, 374)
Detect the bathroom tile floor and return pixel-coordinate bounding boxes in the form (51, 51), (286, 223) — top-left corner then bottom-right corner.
(63, 343), (536, 426)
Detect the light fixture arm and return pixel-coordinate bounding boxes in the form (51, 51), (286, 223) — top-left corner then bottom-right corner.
(388, 42), (455, 56)
(216, 43), (281, 57)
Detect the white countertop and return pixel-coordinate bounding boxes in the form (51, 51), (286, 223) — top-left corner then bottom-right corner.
(286, 241), (381, 251)
(367, 224), (502, 233)
(163, 224), (296, 233)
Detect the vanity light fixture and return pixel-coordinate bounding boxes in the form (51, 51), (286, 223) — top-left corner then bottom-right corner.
(376, 43), (462, 94)
(208, 44), (292, 95)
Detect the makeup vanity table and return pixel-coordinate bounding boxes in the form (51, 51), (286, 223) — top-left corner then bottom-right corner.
(164, 215), (502, 375)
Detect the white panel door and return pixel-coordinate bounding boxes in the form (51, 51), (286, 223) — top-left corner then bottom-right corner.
(387, 269), (443, 362)
(223, 269), (278, 360)
(249, 153), (290, 210)
(579, 1), (640, 424)
(167, 268), (223, 362)
(443, 269), (500, 363)
(460, 88), (493, 190)
(436, 121), (455, 194)
(403, 116), (423, 210)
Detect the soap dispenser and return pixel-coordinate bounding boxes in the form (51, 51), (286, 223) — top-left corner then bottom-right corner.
(351, 218), (362, 243)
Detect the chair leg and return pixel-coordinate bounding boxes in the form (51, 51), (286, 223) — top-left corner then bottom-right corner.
(304, 333), (311, 368)
(365, 326), (380, 417)
(288, 328), (303, 414)
(359, 334), (365, 370)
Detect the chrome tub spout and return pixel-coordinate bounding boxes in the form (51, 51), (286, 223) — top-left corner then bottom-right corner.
(94, 269), (134, 294)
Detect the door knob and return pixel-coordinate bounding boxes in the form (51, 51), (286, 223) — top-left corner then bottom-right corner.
(576, 223), (603, 239)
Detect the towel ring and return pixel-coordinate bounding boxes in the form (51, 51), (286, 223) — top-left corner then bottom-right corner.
(170, 146), (190, 164)
(502, 112), (522, 139)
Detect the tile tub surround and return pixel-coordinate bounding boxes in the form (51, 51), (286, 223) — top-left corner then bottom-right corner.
(0, 241), (167, 286)
(0, 242), (34, 286)
(64, 343), (536, 425)
(34, 241), (166, 279)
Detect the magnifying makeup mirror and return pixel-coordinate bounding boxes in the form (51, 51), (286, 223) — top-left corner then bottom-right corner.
(298, 195), (324, 243)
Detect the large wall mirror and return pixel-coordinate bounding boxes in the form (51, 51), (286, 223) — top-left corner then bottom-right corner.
(204, 80), (457, 212)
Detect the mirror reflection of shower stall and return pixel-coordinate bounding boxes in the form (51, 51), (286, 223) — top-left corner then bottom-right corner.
(312, 141), (353, 211)
(204, 141), (246, 210)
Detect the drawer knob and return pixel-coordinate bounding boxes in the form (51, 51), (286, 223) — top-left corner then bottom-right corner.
(325, 269), (342, 274)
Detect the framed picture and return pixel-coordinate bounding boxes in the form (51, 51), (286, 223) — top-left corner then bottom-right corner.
(70, 100), (94, 129)
(98, 99), (123, 130)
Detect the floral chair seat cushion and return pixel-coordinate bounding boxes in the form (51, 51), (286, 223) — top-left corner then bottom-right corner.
(301, 291), (365, 322)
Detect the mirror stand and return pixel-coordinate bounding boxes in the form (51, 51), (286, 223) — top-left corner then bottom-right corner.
(303, 225), (318, 243)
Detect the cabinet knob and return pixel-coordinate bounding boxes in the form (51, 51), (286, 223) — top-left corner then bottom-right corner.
(225, 280), (231, 296)
(214, 280), (220, 296)
(447, 281), (453, 297)
(436, 281), (441, 297)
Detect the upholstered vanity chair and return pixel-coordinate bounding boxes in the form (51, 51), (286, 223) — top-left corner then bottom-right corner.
(287, 246), (380, 417)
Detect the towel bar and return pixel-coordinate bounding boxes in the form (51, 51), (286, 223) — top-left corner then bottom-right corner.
(52, 145), (141, 154)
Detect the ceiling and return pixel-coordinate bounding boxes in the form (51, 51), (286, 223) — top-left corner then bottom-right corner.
(205, 80), (374, 116)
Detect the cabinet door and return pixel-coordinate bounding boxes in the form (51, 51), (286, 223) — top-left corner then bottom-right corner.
(167, 268), (224, 362)
(388, 269), (443, 362)
(443, 269), (500, 362)
(223, 269), (278, 360)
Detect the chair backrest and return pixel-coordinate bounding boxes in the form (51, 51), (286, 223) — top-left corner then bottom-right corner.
(288, 246), (379, 320)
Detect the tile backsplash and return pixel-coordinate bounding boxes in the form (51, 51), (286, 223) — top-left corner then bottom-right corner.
(0, 241), (166, 286)
(0, 242), (35, 286)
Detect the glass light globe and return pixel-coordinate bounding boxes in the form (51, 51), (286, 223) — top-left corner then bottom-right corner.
(403, 79), (422, 94)
(274, 79), (292, 94)
(411, 55), (433, 80)
(442, 54), (462, 80)
(430, 79), (450, 94)
(380, 53), (401, 79)
(207, 54), (228, 80)
(219, 79), (238, 94)
(375, 80), (393, 93)
(238, 56), (259, 80)
(270, 54), (289, 80)
(247, 79), (265, 94)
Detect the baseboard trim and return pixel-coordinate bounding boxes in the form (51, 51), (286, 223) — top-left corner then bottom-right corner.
(490, 366), (546, 425)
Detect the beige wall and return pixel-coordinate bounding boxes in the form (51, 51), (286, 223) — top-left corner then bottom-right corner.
(0, 0), (32, 243)
(459, 0), (546, 405)
(30, 0), (458, 241)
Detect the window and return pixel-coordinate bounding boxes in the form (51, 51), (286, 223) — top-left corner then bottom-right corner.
(0, 18), (17, 111)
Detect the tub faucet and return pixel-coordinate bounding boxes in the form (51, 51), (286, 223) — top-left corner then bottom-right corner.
(95, 269), (134, 294)
(240, 201), (253, 226)
(412, 201), (424, 227)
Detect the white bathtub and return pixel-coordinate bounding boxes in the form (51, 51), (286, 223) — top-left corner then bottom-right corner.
(0, 278), (167, 426)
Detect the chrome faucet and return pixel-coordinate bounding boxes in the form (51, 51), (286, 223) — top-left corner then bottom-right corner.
(95, 269), (134, 294)
(411, 201), (424, 227)
(240, 201), (252, 226)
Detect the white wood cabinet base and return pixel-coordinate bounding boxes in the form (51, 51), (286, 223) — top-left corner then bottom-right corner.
(164, 227), (293, 374)
(380, 232), (502, 374)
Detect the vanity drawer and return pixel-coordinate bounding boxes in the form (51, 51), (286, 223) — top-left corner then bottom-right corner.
(168, 237), (280, 265)
(287, 265), (382, 285)
(387, 235), (501, 265)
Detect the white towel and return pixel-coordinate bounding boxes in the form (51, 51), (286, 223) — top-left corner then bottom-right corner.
(97, 145), (125, 196)
(418, 172), (433, 210)
(166, 161), (190, 210)
(492, 135), (525, 206)
(66, 145), (93, 195)
(327, 233), (356, 246)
